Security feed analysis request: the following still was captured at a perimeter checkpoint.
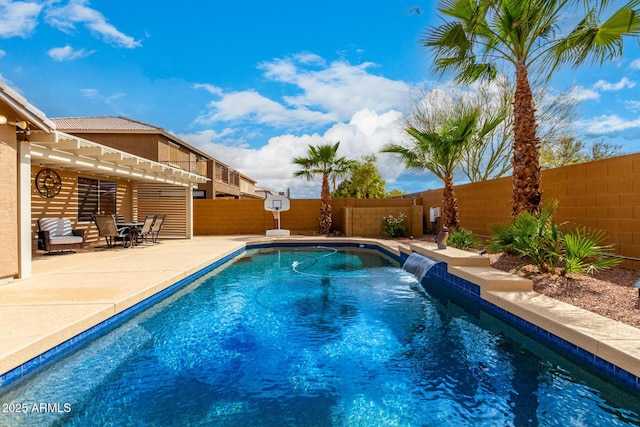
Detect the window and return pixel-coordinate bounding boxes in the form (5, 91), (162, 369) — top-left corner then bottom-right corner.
(77, 177), (117, 221)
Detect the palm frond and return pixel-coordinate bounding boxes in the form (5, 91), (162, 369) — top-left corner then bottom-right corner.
(549, 1), (640, 70)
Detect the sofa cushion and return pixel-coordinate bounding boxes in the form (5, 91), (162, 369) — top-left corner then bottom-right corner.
(38, 218), (73, 237)
(49, 236), (84, 245)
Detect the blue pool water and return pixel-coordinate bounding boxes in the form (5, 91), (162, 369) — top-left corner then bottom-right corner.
(2, 247), (640, 426)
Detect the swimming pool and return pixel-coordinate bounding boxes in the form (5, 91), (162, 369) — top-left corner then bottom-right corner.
(1, 246), (639, 426)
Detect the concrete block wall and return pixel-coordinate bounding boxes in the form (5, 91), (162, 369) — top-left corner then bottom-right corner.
(417, 153), (640, 269)
(194, 198), (423, 237)
(343, 205), (423, 238)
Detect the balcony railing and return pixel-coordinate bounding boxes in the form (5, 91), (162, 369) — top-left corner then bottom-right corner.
(214, 163), (240, 187)
(158, 160), (208, 177)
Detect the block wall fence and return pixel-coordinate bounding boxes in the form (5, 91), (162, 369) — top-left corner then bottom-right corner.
(417, 152), (640, 270)
(194, 197), (423, 238)
(193, 152), (640, 269)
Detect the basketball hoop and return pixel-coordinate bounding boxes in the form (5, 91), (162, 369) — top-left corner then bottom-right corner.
(264, 195), (291, 236)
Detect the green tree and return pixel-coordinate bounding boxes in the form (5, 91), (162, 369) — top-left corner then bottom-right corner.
(591, 140), (624, 160)
(387, 189), (408, 198)
(333, 155), (387, 199)
(541, 137), (625, 168)
(383, 104), (502, 229)
(293, 142), (349, 234)
(425, 0), (640, 215)
(540, 136), (590, 168)
(330, 157), (356, 193)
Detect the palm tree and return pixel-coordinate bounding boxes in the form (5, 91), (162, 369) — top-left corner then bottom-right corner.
(293, 142), (349, 234)
(424, 0), (640, 215)
(382, 105), (503, 229)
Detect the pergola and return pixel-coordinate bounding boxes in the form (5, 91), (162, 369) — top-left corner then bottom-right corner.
(29, 130), (208, 187)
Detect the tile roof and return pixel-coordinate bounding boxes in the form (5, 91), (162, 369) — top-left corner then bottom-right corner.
(50, 115), (215, 160)
(51, 116), (161, 132)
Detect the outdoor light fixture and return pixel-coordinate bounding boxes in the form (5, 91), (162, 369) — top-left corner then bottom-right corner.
(0, 114), (28, 130)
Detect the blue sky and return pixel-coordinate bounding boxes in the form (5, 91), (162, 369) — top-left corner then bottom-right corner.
(1, 0), (639, 197)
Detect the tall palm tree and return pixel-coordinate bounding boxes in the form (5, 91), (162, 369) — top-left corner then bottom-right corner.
(424, 0), (640, 215)
(382, 105), (504, 229)
(293, 142), (349, 234)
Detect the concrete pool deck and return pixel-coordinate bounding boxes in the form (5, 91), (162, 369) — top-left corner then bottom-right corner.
(1, 235), (639, 389)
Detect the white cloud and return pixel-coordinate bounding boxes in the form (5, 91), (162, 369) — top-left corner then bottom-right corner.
(45, 0), (140, 48)
(105, 93), (125, 104)
(187, 61), (530, 195)
(580, 114), (640, 134)
(625, 100), (640, 113)
(261, 56), (412, 120)
(193, 83), (223, 96)
(592, 77), (636, 92)
(47, 45), (93, 61)
(0, 0), (42, 38)
(629, 58), (640, 70)
(180, 108), (406, 197)
(195, 55), (413, 131)
(81, 88), (98, 98)
(196, 89), (337, 129)
(0, 49), (5, 59)
(566, 85), (600, 102)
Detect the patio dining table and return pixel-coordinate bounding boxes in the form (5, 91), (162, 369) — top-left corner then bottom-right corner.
(117, 222), (143, 246)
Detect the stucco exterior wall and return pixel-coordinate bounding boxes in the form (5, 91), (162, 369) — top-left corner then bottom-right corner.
(0, 108), (19, 280)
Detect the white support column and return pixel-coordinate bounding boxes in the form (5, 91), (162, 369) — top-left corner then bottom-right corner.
(18, 141), (32, 278)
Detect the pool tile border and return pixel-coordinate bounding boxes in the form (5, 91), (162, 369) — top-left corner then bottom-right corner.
(419, 256), (640, 393)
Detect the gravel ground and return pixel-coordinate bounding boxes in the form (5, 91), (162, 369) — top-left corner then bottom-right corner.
(397, 236), (640, 329)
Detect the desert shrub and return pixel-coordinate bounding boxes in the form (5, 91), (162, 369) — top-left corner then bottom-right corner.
(561, 227), (621, 275)
(488, 200), (560, 273)
(448, 228), (477, 249)
(488, 200), (619, 275)
(381, 213), (407, 238)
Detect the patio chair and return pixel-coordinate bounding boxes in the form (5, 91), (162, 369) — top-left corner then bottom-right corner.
(114, 214), (126, 223)
(37, 218), (85, 254)
(93, 214), (132, 248)
(150, 213), (166, 243)
(136, 214), (157, 244)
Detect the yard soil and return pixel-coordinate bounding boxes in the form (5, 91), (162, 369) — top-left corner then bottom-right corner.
(396, 236), (640, 329)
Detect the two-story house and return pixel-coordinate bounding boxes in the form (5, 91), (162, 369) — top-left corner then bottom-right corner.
(51, 116), (261, 200)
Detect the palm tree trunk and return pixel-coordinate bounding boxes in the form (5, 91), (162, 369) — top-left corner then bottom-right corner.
(442, 175), (460, 230)
(319, 174), (332, 234)
(512, 64), (542, 216)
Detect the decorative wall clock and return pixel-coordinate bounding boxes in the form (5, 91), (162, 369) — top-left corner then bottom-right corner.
(36, 168), (62, 198)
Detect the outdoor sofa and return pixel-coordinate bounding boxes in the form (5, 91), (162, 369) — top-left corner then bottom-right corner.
(37, 218), (85, 254)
